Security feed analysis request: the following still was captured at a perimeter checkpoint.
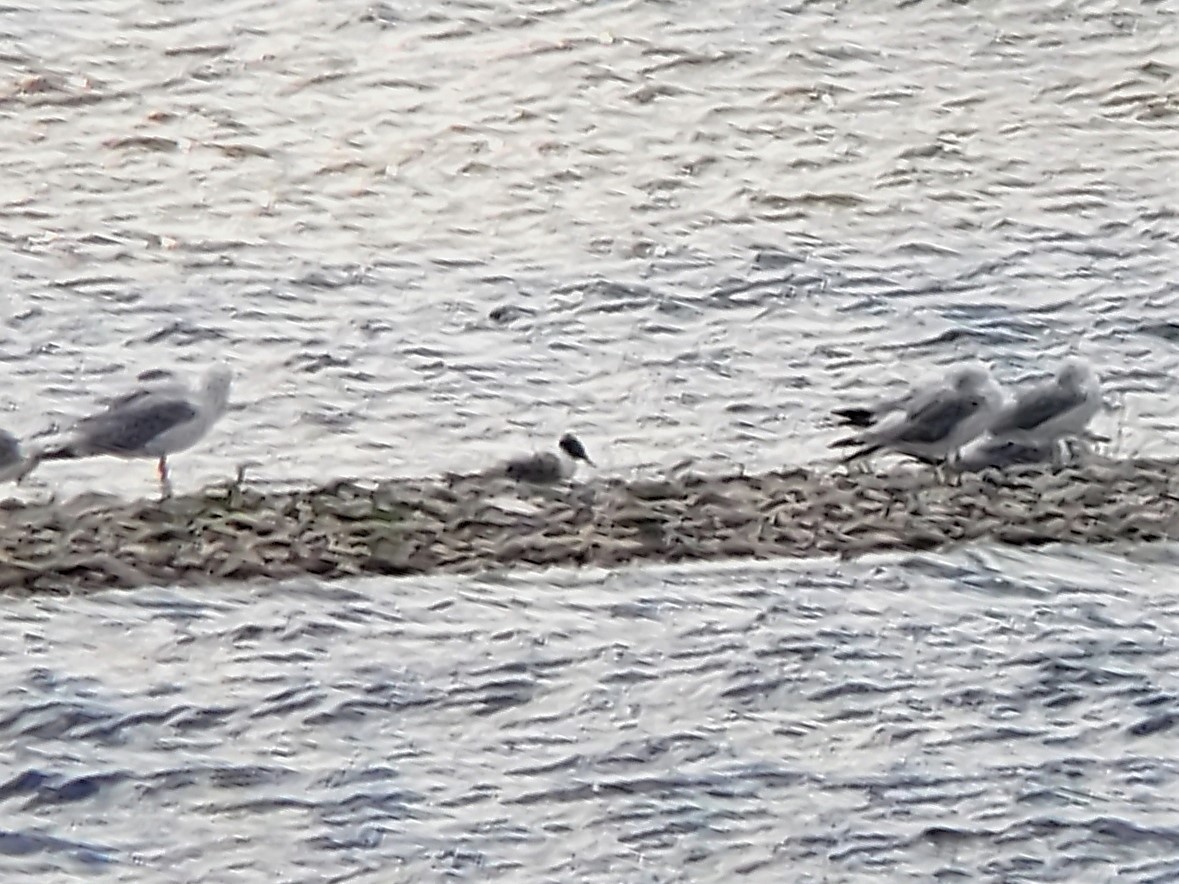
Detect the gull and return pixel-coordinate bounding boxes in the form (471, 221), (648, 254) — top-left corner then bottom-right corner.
(951, 437), (1057, 473)
(831, 364), (1003, 466)
(832, 362), (996, 429)
(21, 365), (233, 496)
(986, 358), (1102, 455)
(502, 433), (593, 484)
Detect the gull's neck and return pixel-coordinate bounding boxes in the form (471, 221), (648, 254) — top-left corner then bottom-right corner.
(199, 371), (233, 420)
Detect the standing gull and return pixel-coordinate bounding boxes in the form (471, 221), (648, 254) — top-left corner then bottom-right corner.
(502, 433), (593, 484)
(986, 358), (1102, 455)
(833, 361), (995, 429)
(831, 364), (1003, 466)
(21, 365), (233, 495)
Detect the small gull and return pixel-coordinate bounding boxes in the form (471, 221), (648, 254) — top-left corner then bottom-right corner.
(986, 357), (1102, 453)
(21, 365), (233, 495)
(502, 433), (593, 484)
(831, 364), (1003, 466)
(833, 361), (995, 429)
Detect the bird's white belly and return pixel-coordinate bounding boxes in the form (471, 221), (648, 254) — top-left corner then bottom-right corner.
(144, 417), (207, 457)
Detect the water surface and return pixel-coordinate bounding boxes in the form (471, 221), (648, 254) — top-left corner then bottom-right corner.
(4, 546), (1179, 880)
(3, 1), (1179, 879)
(1, 0), (1177, 496)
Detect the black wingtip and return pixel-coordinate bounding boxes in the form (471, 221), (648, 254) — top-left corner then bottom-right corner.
(829, 435), (863, 450)
(33, 445), (78, 463)
(832, 407), (876, 428)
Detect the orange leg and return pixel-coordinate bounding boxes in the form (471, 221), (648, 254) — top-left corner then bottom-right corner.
(156, 456), (174, 498)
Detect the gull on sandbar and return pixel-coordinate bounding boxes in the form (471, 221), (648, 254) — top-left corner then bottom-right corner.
(502, 433), (594, 484)
(831, 364), (1003, 466)
(951, 437), (1058, 473)
(986, 358), (1102, 454)
(832, 362), (996, 429)
(21, 365), (233, 495)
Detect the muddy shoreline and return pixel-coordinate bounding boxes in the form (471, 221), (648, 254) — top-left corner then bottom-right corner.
(0, 458), (1175, 593)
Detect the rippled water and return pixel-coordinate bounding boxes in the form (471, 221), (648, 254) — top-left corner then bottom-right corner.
(3, 0), (1178, 495)
(4, 0), (1179, 878)
(5, 546), (1179, 880)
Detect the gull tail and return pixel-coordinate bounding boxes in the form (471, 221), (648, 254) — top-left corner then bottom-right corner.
(829, 433), (867, 449)
(831, 407), (877, 428)
(12, 445), (82, 484)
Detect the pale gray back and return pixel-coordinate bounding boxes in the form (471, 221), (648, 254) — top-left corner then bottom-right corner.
(993, 386), (1084, 435)
(80, 399), (199, 455)
(896, 394), (981, 445)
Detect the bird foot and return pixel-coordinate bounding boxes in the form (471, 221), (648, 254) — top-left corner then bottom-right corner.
(233, 459), (263, 488)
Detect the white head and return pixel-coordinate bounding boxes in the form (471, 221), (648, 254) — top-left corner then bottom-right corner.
(1057, 358), (1096, 392)
(202, 366), (234, 416)
(951, 363), (992, 393)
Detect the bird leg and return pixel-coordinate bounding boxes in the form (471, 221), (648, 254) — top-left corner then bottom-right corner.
(941, 452), (959, 487)
(14, 453), (44, 486)
(157, 456), (173, 499)
(933, 460), (948, 486)
(234, 460), (262, 488)
(1050, 440), (1067, 468)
